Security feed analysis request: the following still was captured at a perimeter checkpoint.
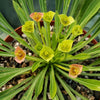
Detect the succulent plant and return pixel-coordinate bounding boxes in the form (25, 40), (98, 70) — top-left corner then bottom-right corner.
(0, 0), (100, 100)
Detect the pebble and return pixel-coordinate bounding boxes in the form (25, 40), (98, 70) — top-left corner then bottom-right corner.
(88, 94), (95, 100)
(2, 86), (6, 91)
(85, 37), (89, 41)
(0, 63), (4, 67)
(47, 93), (51, 99)
(98, 76), (100, 79)
(28, 52), (32, 56)
(85, 76), (89, 79)
(22, 34), (27, 38)
(50, 26), (54, 31)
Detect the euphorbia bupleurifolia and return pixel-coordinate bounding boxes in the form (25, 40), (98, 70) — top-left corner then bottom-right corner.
(0, 0), (100, 100)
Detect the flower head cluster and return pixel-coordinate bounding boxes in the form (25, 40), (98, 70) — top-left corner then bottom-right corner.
(14, 46), (26, 63)
(69, 64), (83, 78)
(43, 11), (55, 23)
(40, 46), (54, 62)
(72, 25), (83, 36)
(58, 40), (73, 52)
(30, 12), (44, 22)
(58, 14), (75, 26)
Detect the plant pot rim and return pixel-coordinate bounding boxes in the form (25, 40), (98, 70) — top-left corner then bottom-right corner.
(4, 21), (98, 44)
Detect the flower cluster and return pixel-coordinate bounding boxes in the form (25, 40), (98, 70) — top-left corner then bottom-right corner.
(14, 11), (84, 78)
(1, 0), (100, 99)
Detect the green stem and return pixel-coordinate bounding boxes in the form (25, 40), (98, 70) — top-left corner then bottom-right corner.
(54, 64), (69, 71)
(37, 22), (45, 45)
(47, 22), (51, 47)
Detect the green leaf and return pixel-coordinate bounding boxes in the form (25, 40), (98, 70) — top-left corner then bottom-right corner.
(18, 0), (30, 20)
(64, 81), (88, 100)
(43, 75), (48, 100)
(35, 66), (48, 97)
(73, 53), (91, 60)
(0, 51), (14, 57)
(75, 78), (100, 91)
(13, 0), (28, 24)
(26, 55), (44, 62)
(0, 77), (31, 99)
(50, 65), (57, 99)
(32, 61), (41, 72)
(0, 13), (20, 37)
(21, 75), (40, 100)
(16, 37), (37, 54)
(56, 68), (100, 91)
(56, 73), (77, 100)
(0, 66), (31, 87)
(79, 0), (100, 27)
(0, 79), (32, 100)
(63, 0), (71, 14)
(27, 0), (34, 13)
(0, 45), (11, 52)
(0, 38), (14, 50)
(57, 84), (64, 100)
(52, 95), (59, 100)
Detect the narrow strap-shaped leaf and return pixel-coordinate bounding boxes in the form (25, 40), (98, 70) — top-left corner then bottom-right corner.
(0, 13), (20, 37)
(21, 74), (41, 100)
(18, 0), (30, 20)
(89, 58), (100, 66)
(70, 29), (100, 54)
(39, 0), (47, 12)
(35, 66), (48, 97)
(83, 66), (100, 71)
(13, 0), (27, 24)
(49, 65), (57, 99)
(0, 51), (14, 57)
(80, 18), (100, 42)
(26, 0), (34, 13)
(0, 80), (32, 100)
(69, 0), (79, 16)
(0, 66), (31, 87)
(0, 45), (11, 52)
(63, 0), (71, 14)
(52, 95), (59, 100)
(81, 73), (100, 76)
(56, 73), (77, 100)
(64, 22), (76, 40)
(0, 25), (16, 39)
(16, 37), (38, 54)
(55, 0), (63, 13)
(0, 38), (14, 50)
(64, 82), (88, 100)
(79, 0), (100, 28)
(32, 61), (41, 72)
(56, 68), (100, 91)
(54, 11), (60, 39)
(74, 78), (100, 91)
(26, 55), (44, 62)
(0, 77), (32, 97)
(56, 84), (64, 100)
(43, 75), (48, 100)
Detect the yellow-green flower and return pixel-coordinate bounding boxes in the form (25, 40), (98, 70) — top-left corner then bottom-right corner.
(43, 11), (55, 23)
(72, 25), (83, 36)
(58, 40), (73, 52)
(22, 21), (34, 33)
(58, 14), (74, 26)
(22, 21), (34, 38)
(69, 64), (83, 78)
(40, 46), (54, 62)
